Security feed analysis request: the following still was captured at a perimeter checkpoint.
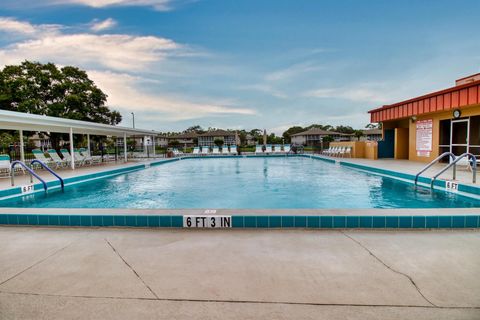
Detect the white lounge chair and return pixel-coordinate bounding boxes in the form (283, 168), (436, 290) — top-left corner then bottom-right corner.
(60, 149), (84, 167)
(255, 145), (263, 154)
(230, 145), (237, 155)
(212, 146), (220, 154)
(0, 154), (11, 177)
(284, 144), (291, 153)
(221, 146), (229, 155)
(46, 149), (68, 167)
(265, 145), (273, 153)
(73, 149), (92, 165)
(201, 146), (210, 155)
(329, 147), (339, 156)
(273, 144), (283, 153)
(192, 147), (200, 155)
(342, 147), (352, 158)
(32, 149), (58, 168)
(79, 148), (102, 164)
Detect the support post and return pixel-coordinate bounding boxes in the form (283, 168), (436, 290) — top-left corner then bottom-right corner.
(69, 127), (75, 170)
(151, 135), (155, 158)
(19, 130), (25, 163)
(87, 134), (91, 155)
(124, 132), (127, 162)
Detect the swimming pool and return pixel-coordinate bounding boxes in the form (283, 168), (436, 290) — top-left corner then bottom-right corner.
(1, 156), (478, 209)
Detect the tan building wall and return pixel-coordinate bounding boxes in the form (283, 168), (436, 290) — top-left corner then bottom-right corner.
(404, 104), (480, 162)
(330, 141), (366, 158)
(364, 141), (378, 160)
(394, 128), (409, 159)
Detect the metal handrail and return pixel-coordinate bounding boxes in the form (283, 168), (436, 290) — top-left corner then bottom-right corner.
(414, 152), (456, 185)
(31, 160), (64, 191)
(430, 153), (477, 188)
(10, 160), (48, 192)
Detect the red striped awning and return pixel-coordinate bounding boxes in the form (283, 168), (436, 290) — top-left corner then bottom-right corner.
(369, 80), (480, 123)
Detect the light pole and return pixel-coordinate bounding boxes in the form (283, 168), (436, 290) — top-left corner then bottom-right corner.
(131, 112), (135, 129)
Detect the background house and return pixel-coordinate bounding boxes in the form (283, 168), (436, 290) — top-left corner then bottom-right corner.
(197, 130), (240, 146)
(290, 128), (353, 146)
(168, 132), (198, 147)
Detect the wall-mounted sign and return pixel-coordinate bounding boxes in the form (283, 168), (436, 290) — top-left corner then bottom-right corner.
(416, 119), (433, 157)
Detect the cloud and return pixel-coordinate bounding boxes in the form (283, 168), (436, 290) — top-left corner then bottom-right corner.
(265, 61), (323, 82)
(304, 87), (391, 103)
(0, 17), (61, 37)
(238, 84), (288, 99)
(39, 0), (180, 11)
(90, 18), (117, 32)
(0, 17), (36, 34)
(88, 70), (256, 121)
(0, 32), (182, 72)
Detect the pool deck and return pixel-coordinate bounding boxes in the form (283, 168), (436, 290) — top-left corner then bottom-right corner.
(329, 156), (477, 187)
(0, 227), (478, 319)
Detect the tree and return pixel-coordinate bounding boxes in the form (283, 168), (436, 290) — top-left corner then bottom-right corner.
(333, 125), (355, 134)
(184, 125), (205, 134)
(169, 140), (181, 148)
(353, 130), (364, 141)
(282, 126), (305, 143)
(365, 123), (382, 129)
(214, 138), (224, 147)
(0, 61), (122, 148)
(0, 132), (14, 153)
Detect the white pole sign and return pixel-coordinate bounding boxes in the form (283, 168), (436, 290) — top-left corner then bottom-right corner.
(183, 215), (232, 228)
(416, 119), (433, 157)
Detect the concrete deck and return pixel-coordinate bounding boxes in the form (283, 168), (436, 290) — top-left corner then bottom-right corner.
(0, 227), (479, 319)
(333, 157), (476, 186)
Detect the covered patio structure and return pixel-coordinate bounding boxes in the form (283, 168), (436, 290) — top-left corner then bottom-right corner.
(0, 110), (162, 169)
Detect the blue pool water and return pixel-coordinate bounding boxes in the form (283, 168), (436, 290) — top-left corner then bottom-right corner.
(1, 157), (479, 209)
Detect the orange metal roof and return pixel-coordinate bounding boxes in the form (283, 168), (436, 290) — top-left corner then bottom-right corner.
(368, 79), (480, 123)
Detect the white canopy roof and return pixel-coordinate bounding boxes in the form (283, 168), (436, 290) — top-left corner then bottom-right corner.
(0, 110), (160, 137)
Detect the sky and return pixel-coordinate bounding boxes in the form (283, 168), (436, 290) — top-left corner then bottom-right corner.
(0, 0), (479, 134)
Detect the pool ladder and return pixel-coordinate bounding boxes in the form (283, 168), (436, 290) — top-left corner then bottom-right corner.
(10, 160), (64, 192)
(414, 152), (477, 188)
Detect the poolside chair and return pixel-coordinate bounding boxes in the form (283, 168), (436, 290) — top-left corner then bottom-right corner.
(255, 145), (263, 154)
(329, 147), (339, 157)
(201, 146), (210, 155)
(0, 154), (11, 177)
(274, 144), (283, 153)
(265, 145), (273, 153)
(343, 147), (352, 158)
(73, 149), (92, 165)
(79, 148), (102, 164)
(32, 149), (57, 168)
(212, 146), (220, 154)
(221, 146), (229, 155)
(284, 144), (291, 153)
(192, 147), (200, 156)
(230, 145), (238, 155)
(46, 149), (68, 167)
(60, 149), (84, 167)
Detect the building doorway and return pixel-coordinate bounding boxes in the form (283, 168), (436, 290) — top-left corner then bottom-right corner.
(439, 116), (480, 163)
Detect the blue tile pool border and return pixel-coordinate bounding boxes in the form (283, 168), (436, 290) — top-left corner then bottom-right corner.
(0, 214), (478, 229)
